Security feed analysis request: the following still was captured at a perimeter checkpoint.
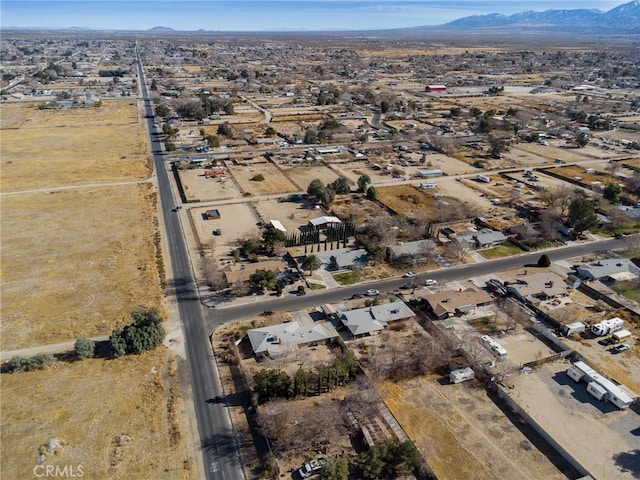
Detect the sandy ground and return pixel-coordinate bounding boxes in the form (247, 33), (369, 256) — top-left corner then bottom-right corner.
(188, 203), (261, 261)
(254, 199), (324, 235)
(382, 376), (568, 480)
(508, 362), (639, 480)
(0, 184), (162, 350)
(0, 348), (194, 480)
(178, 168), (244, 202)
(280, 164), (344, 190)
(227, 162), (299, 195)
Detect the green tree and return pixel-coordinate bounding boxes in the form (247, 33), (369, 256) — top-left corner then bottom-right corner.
(357, 174), (371, 193)
(538, 254), (551, 267)
(304, 128), (318, 144)
(204, 134), (219, 148)
(576, 131), (589, 148)
(321, 457), (349, 480)
(249, 269), (278, 292)
(568, 196), (598, 233)
(358, 447), (386, 479)
(380, 100), (390, 113)
(450, 107), (461, 117)
(603, 182), (623, 203)
(307, 178), (325, 198)
(262, 227), (286, 253)
(155, 103), (170, 117)
(470, 106), (483, 117)
(217, 122), (233, 138)
(317, 187), (335, 207)
(329, 176), (350, 194)
(301, 254), (321, 276)
(366, 185), (377, 200)
(74, 337), (95, 360)
(265, 126), (277, 136)
(488, 134), (510, 159)
(109, 329), (127, 358)
(365, 243), (384, 265)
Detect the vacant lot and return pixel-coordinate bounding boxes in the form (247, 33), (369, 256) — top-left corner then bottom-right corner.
(227, 162), (299, 195)
(1, 185), (162, 350)
(281, 164), (343, 191)
(254, 199), (324, 234)
(382, 377), (568, 480)
(0, 347), (193, 480)
(178, 168), (243, 202)
(376, 184), (438, 217)
(1, 126), (150, 191)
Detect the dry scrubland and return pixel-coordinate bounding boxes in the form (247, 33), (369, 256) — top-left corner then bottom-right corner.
(1, 101), (192, 479)
(0, 100), (150, 191)
(0, 184), (162, 350)
(0, 347), (193, 480)
(382, 379), (567, 480)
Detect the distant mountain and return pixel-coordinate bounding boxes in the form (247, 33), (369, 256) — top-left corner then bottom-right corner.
(442, 0), (640, 33)
(148, 26), (174, 32)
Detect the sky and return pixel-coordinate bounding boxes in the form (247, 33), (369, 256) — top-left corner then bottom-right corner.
(1, 0), (627, 31)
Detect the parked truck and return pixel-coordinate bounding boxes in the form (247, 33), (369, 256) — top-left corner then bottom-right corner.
(591, 317), (624, 337)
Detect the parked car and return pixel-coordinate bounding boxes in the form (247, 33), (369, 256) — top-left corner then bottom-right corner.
(424, 279), (437, 286)
(298, 458), (326, 478)
(612, 343), (631, 354)
(598, 337), (614, 346)
(365, 289), (380, 296)
(350, 293), (364, 299)
(213, 229), (222, 236)
(403, 272), (416, 278)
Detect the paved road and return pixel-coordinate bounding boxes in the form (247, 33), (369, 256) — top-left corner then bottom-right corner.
(136, 49), (244, 480)
(208, 237), (627, 326)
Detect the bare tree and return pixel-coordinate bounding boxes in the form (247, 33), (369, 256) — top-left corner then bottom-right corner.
(624, 234), (640, 256)
(605, 160), (621, 177)
(609, 210), (634, 230)
(202, 258), (227, 291)
(443, 239), (470, 262)
(539, 208), (561, 239)
(539, 185), (577, 215)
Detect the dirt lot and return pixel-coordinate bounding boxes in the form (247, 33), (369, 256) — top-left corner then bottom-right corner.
(280, 164), (344, 191)
(382, 376), (568, 480)
(178, 167), (243, 202)
(188, 203), (260, 260)
(227, 162), (299, 195)
(0, 347), (193, 480)
(375, 184), (439, 217)
(254, 199), (324, 234)
(0, 184), (162, 350)
(509, 362), (639, 480)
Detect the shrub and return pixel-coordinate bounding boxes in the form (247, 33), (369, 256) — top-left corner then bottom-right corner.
(538, 254), (551, 267)
(7, 353), (55, 372)
(74, 337), (95, 360)
(250, 174), (265, 181)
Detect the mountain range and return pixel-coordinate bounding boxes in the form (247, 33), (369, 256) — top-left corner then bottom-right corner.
(439, 0), (640, 34)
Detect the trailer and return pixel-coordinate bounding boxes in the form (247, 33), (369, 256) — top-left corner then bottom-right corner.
(591, 317), (624, 337)
(563, 322), (586, 336)
(587, 381), (607, 401)
(450, 367), (475, 384)
(566, 366), (586, 382)
(611, 329), (632, 344)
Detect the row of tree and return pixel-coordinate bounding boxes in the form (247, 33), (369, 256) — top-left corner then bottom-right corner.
(253, 349), (360, 402)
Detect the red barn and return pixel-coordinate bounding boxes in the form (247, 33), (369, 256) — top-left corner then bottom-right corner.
(425, 84), (447, 92)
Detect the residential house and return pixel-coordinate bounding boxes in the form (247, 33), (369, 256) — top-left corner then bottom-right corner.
(315, 248), (368, 271)
(422, 287), (495, 319)
(576, 258), (640, 282)
(308, 216), (342, 230)
(458, 229), (507, 249)
(247, 321), (339, 360)
(268, 219), (287, 233)
(505, 273), (568, 301)
(337, 301), (415, 338)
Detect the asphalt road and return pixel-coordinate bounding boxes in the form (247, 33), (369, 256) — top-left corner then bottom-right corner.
(208, 237), (627, 326)
(136, 50), (244, 480)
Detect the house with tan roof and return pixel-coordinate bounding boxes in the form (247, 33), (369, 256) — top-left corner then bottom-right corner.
(422, 287), (495, 319)
(247, 321), (339, 360)
(505, 273), (568, 302)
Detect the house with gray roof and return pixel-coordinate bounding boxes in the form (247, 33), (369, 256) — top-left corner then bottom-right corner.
(576, 258), (639, 282)
(337, 301), (415, 338)
(505, 273), (568, 302)
(458, 229), (507, 249)
(247, 321), (339, 360)
(315, 248), (368, 271)
(387, 239), (432, 258)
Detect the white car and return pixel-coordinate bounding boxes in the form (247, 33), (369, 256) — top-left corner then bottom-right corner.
(365, 289), (380, 296)
(424, 279), (437, 286)
(298, 458), (326, 478)
(403, 272), (416, 278)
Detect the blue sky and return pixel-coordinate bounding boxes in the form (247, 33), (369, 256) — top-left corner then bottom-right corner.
(1, 1), (626, 31)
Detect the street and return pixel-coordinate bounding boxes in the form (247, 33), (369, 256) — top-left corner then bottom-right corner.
(136, 48), (245, 480)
